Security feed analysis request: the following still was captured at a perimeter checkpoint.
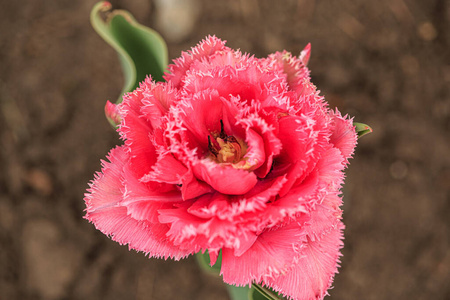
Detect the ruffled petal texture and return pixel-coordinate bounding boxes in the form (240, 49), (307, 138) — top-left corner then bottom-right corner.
(84, 147), (191, 260)
(85, 36), (357, 300)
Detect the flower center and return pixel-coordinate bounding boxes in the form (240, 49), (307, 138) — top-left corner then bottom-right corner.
(208, 120), (245, 164)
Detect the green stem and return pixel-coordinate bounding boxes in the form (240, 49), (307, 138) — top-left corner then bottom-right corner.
(253, 283), (282, 300)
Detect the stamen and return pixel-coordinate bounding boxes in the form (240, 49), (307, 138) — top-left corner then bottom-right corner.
(207, 120), (246, 165)
(224, 135), (237, 144)
(219, 120), (226, 139)
(208, 135), (218, 156)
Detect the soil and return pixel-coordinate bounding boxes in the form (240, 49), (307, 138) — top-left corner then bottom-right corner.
(0, 0), (449, 299)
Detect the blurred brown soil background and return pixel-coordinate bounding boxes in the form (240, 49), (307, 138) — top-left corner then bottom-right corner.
(0, 0), (449, 299)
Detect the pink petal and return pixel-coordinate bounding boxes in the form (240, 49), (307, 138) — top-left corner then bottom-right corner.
(104, 100), (121, 126)
(261, 172), (318, 226)
(88, 205), (191, 260)
(183, 176), (285, 240)
(243, 128), (265, 170)
(299, 43), (311, 66)
(185, 192), (221, 219)
(330, 110), (358, 165)
(84, 146), (127, 213)
(233, 231), (258, 257)
(199, 49), (249, 71)
(120, 163), (181, 223)
(175, 89), (226, 152)
(140, 80), (178, 129)
(315, 147), (346, 191)
(277, 115), (313, 163)
(221, 222), (308, 286)
(159, 195), (248, 251)
(224, 175), (287, 222)
(276, 111), (331, 196)
(182, 68), (241, 98)
(263, 223), (344, 300)
(183, 63), (286, 111)
(300, 193), (343, 242)
(209, 249), (219, 266)
(276, 115), (316, 195)
(192, 159), (258, 195)
(237, 112), (282, 178)
(123, 200), (171, 224)
(84, 147), (191, 259)
(140, 153), (188, 185)
(263, 146), (344, 227)
(164, 35), (228, 88)
(119, 88), (157, 179)
(264, 51), (310, 96)
(180, 168), (214, 200)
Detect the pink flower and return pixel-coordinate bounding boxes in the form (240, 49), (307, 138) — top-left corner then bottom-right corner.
(85, 36), (357, 300)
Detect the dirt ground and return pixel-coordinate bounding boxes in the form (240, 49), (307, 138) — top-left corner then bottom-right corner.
(0, 0), (449, 299)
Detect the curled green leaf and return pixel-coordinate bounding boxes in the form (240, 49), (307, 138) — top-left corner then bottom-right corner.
(354, 122), (373, 138)
(90, 1), (168, 104)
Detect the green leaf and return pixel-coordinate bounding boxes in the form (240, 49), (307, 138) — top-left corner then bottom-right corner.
(250, 288), (269, 300)
(195, 250), (222, 275)
(251, 284), (282, 300)
(90, 2), (168, 104)
(227, 285), (253, 300)
(226, 284), (282, 300)
(354, 122), (373, 138)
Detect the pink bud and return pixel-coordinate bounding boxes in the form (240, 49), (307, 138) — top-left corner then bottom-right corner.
(104, 100), (121, 126)
(300, 43), (311, 66)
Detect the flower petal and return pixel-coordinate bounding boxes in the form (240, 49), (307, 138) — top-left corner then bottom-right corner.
(180, 168), (214, 200)
(192, 159), (258, 195)
(263, 223), (344, 300)
(105, 100), (121, 126)
(120, 162), (181, 223)
(330, 110), (358, 165)
(264, 50), (310, 96)
(140, 153), (188, 184)
(175, 89), (225, 152)
(85, 146), (127, 213)
(164, 35), (228, 88)
(158, 194), (250, 251)
(221, 222), (308, 286)
(238, 113), (282, 178)
(140, 80), (178, 129)
(119, 86), (157, 179)
(299, 43), (311, 66)
(242, 128), (265, 170)
(261, 172), (318, 227)
(84, 146), (191, 259)
(276, 112), (330, 196)
(88, 205), (191, 260)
